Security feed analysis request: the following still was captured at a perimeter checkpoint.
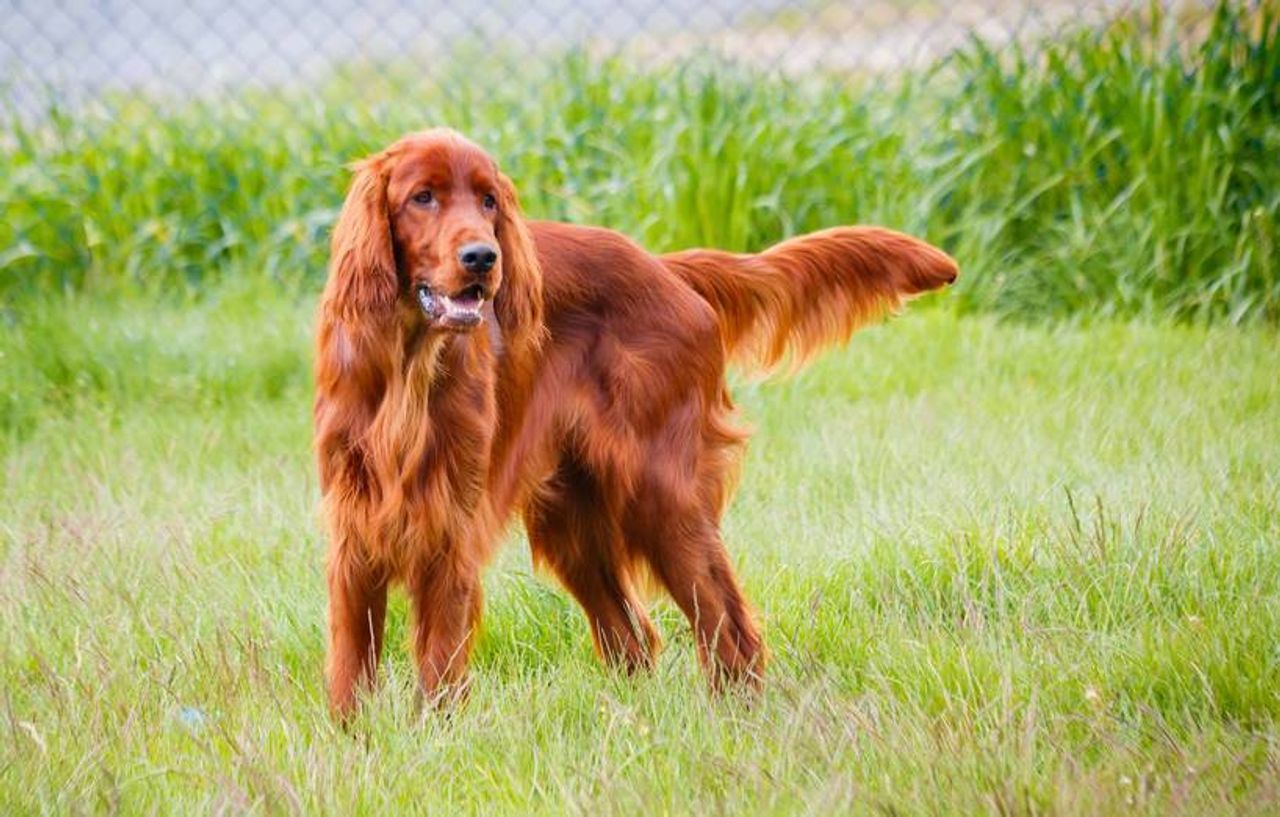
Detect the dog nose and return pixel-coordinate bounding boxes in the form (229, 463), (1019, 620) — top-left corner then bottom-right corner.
(458, 243), (498, 275)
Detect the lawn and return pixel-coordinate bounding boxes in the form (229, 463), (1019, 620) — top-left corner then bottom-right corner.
(1, 1), (1278, 813)
(1, 295), (1277, 813)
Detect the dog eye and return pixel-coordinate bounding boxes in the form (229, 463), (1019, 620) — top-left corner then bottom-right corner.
(482, 193), (497, 211)
(412, 190), (434, 206)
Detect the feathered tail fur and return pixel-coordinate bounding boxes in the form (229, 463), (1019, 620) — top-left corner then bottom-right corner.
(663, 226), (958, 372)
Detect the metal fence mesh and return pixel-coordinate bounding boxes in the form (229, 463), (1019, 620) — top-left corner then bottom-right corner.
(3, 0), (1187, 114)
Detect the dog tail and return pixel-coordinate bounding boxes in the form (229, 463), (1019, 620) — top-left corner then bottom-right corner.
(662, 226), (958, 373)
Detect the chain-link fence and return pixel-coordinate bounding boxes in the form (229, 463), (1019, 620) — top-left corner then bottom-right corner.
(3, 0), (1199, 114)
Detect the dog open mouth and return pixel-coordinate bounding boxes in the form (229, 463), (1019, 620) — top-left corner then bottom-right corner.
(416, 284), (486, 329)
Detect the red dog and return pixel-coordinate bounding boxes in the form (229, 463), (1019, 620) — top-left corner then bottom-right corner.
(314, 129), (957, 717)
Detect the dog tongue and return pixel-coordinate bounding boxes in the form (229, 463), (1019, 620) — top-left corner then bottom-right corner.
(416, 287), (483, 325)
(440, 293), (483, 322)
(446, 292), (482, 311)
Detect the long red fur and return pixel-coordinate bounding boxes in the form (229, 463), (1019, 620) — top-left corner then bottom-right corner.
(314, 129), (958, 717)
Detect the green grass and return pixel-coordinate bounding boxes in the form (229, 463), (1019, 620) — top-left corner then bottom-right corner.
(1, 1), (1277, 322)
(1, 293), (1277, 813)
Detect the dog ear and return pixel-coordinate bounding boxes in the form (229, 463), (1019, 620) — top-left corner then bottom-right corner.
(493, 172), (545, 360)
(323, 157), (399, 319)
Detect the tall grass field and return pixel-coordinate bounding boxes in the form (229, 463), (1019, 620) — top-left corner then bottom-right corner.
(2, 2), (1278, 813)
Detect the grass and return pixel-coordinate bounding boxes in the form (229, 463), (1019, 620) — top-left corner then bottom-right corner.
(1, 1), (1277, 322)
(2, 0), (1279, 812)
(1, 293), (1278, 813)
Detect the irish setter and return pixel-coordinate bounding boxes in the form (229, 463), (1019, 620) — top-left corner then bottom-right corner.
(314, 128), (957, 717)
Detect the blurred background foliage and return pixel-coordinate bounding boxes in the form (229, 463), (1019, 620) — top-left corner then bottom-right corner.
(1, 1), (1276, 323)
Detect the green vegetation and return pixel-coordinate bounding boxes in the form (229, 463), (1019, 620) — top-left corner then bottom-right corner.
(1, 1), (1277, 321)
(2, 301), (1277, 813)
(1, 0), (1277, 813)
